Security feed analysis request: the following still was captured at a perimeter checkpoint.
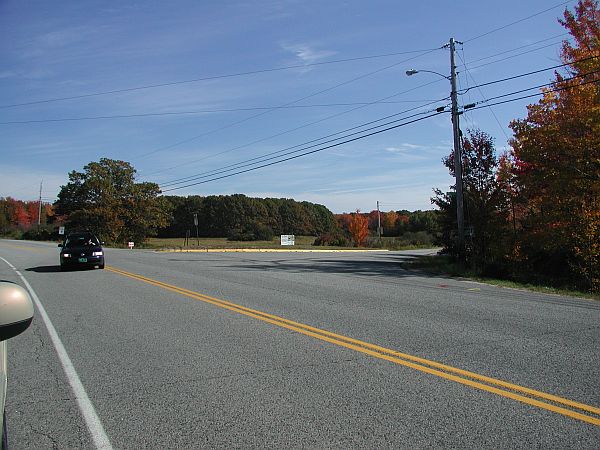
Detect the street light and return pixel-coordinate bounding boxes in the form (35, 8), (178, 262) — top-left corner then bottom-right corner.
(406, 38), (465, 259)
(405, 69), (449, 80)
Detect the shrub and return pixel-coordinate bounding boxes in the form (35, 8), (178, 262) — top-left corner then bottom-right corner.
(228, 222), (274, 241)
(313, 231), (350, 247)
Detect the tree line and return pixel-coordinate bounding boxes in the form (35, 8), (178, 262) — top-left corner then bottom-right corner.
(160, 194), (337, 239)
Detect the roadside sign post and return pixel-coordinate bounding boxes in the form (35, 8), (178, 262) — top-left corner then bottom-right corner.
(58, 226), (65, 236)
(128, 242), (134, 249)
(193, 213), (199, 246)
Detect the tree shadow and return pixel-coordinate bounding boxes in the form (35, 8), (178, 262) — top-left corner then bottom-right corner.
(167, 253), (433, 279)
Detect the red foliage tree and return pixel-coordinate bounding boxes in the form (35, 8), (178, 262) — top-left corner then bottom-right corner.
(12, 201), (31, 228)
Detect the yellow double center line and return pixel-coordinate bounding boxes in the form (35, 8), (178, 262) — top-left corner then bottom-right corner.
(106, 265), (600, 427)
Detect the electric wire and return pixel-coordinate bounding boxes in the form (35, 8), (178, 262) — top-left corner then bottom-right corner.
(459, 33), (569, 67)
(4, 54), (591, 127)
(159, 103), (449, 188)
(136, 48), (442, 158)
(0, 35), (571, 127)
(0, 100), (439, 126)
(143, 82), (447, 179)
(0, 48), (440, 110)
(1, 2), (574, 110)
(149, 57), (595, 181)
(456, 51), (480, 133)
(160, 110), (447, 192)
(464, 0), (575, 43)
(458, 50), (513, 142)
(458, 55), (599, 94)
(161, 75), (599, 191)
(467, 75), (599, 111)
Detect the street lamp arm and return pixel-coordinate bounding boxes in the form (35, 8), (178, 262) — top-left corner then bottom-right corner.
(405, 69), (450, 80)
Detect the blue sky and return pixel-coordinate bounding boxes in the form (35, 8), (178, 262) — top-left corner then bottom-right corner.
(0, 0), (576, 213)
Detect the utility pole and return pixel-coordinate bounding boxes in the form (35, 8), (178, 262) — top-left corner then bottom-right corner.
(448, 37), (465, 259)
(37, 180), (43, 229)
(377, 201), (382, 241)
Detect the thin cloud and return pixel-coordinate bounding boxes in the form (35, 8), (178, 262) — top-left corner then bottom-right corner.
(280, 42), (337, 65)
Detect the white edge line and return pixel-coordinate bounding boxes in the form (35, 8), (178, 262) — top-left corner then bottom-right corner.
(0, 256), (113, 450)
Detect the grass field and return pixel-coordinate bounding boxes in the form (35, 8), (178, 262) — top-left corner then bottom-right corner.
(143, 236), (347, 250)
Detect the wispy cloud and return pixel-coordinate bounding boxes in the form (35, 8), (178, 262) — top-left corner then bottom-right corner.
(280, 42), (337, 65)
(385, 143), (426, 153)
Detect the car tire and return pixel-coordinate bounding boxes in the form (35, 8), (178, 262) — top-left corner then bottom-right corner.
(99, 263), (105, 269)
(2, 409), (7, 450)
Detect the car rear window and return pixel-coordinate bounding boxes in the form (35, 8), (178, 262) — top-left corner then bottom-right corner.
(64, 235), (99, 247)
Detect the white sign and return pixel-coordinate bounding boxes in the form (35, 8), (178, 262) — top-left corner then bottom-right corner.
(128, 242), (135, 249)
(280, 235), (295, 246)
(58, 226), (65, 235)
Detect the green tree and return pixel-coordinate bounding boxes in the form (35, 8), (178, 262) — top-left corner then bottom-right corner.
(55, 158), (169, 244)
(433, 129), (508, 268)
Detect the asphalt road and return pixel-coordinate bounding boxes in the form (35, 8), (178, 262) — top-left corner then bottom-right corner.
(1, 239), (599, 448)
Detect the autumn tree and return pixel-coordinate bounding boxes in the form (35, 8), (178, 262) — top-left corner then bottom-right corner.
(509, 0), (599, 290)
(12, 201), (31, 229)
(382, 211), (399, 235)
(55, 158), (170, 243)
(348, 210), (369, 246)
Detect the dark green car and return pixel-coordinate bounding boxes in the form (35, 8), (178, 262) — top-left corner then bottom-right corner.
(59, 232), (105, 271)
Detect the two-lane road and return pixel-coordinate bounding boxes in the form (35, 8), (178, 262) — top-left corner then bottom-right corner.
(1, 239), (598, 448)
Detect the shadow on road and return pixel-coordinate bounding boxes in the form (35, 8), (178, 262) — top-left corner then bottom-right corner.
(25, 265), (62, 273)
(167, 254), (427, 279)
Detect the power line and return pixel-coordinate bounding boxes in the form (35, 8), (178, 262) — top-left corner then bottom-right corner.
(458, 55), (600, 94)
(459, 33), (568, 68)
(464, 0), (575, 43)
(458, 50), (511, 143)
(4, 54), (592, 128)
(0, 34), (572, 127)
(466, 75), (599, 111)
(142, 85), (447, 179)
(0, 48), (438, 110)
(1, 2), (574, 111)
(0, 99), (441, 126)
(161, 110), (447, 192)
(146, 56), (596, 181)
(159, 104), (449, 188)
(136, 48), (442, 158)
(161, 76), (599, 192)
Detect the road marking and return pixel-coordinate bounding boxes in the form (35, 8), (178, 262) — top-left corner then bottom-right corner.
(106, 265), (600, 427)
(0, 257), (113, 449)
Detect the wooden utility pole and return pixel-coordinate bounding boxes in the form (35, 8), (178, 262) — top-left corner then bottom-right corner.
(448, 38), (465, 259)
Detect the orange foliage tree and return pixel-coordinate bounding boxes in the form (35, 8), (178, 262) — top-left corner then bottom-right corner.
(509, 0), (599, 290)
(348, 210), (369, 246)
(382, 211), (399, 235)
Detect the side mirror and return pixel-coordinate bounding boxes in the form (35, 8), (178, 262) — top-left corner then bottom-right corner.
(0, 282), (34, 342)
(58, 243), (63, 247)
